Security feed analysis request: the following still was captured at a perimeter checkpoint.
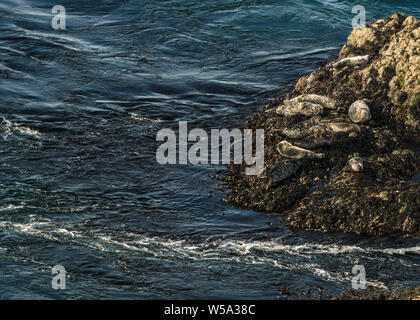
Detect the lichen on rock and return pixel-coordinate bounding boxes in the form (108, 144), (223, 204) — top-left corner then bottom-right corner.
(220, 13), (420, 237)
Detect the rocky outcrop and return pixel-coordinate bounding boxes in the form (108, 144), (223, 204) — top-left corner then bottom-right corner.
(221, 13), (419, 237)
(297, 13), (419, 133)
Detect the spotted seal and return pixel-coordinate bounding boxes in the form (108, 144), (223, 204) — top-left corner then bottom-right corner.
(267, 160), (301, 189)
(280, 120), (359, 143)
(333, 55), (369, 68)
(279, 116), (321, 139)
(291, 127), (334, 149)
(284, 94), (337, 109)
(275, 102), (323, 117)
(320, 122), (361, 134)
(348, 153), (365, 172)
(348, 100), (371, 123)
(277, 141), (325, 160)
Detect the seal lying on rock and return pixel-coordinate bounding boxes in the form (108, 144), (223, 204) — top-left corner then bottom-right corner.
(267, 160), (301, 189)
(320, 122), (360, 134)
(333, 55), (369, 68)
(284, 94), (337, 109)
(277, 141), (325, 160)
(348, 153), (365, 172)
(291, 127), (334, 149)
(275, 102), (323, 117)
(315, 122), (361, 138)
(280, 121), (360, 141)
(348, 100), (371, 123)
(279, 116), (321, 139)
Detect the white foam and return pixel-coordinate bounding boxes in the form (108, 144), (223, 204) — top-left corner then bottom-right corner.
(0, 218), (417, 288)
(129, 112), (165, 123)
(0, 117), (41, 140)
(0, 204), (25, 212)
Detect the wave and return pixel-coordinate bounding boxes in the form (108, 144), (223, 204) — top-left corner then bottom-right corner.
(0, 216), (417, 289)
(0, 117), (41, 140)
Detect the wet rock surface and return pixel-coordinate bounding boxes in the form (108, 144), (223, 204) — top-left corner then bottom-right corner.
(220, 13), (419, 237)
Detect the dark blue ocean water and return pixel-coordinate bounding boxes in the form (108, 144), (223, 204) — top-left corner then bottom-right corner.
(0, 0), (419, 299)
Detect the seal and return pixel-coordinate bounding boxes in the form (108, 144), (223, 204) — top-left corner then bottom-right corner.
(277, 141), (325, 160)
(348, 100), (371, 123)
(276, 102), (323, 117)
(267, 160), (301, 189)
(291, 127), (334, 149)
(333, 55), (369, 68)
(320, 122), (360, 134)
(280, 120), (359, 142)
(309, 122), (361, 140)
(285, 94), (337, 109)
(348, 153), (365, 172)
(279, 116), (321, 139)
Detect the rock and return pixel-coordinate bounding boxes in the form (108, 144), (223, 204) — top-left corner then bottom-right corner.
(332, 287), (420, 300)
(378, 191), (390, 201)
(348, 100), (371, 123)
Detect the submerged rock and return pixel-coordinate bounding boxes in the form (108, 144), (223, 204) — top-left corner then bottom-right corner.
(221, 13), (420, 238)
